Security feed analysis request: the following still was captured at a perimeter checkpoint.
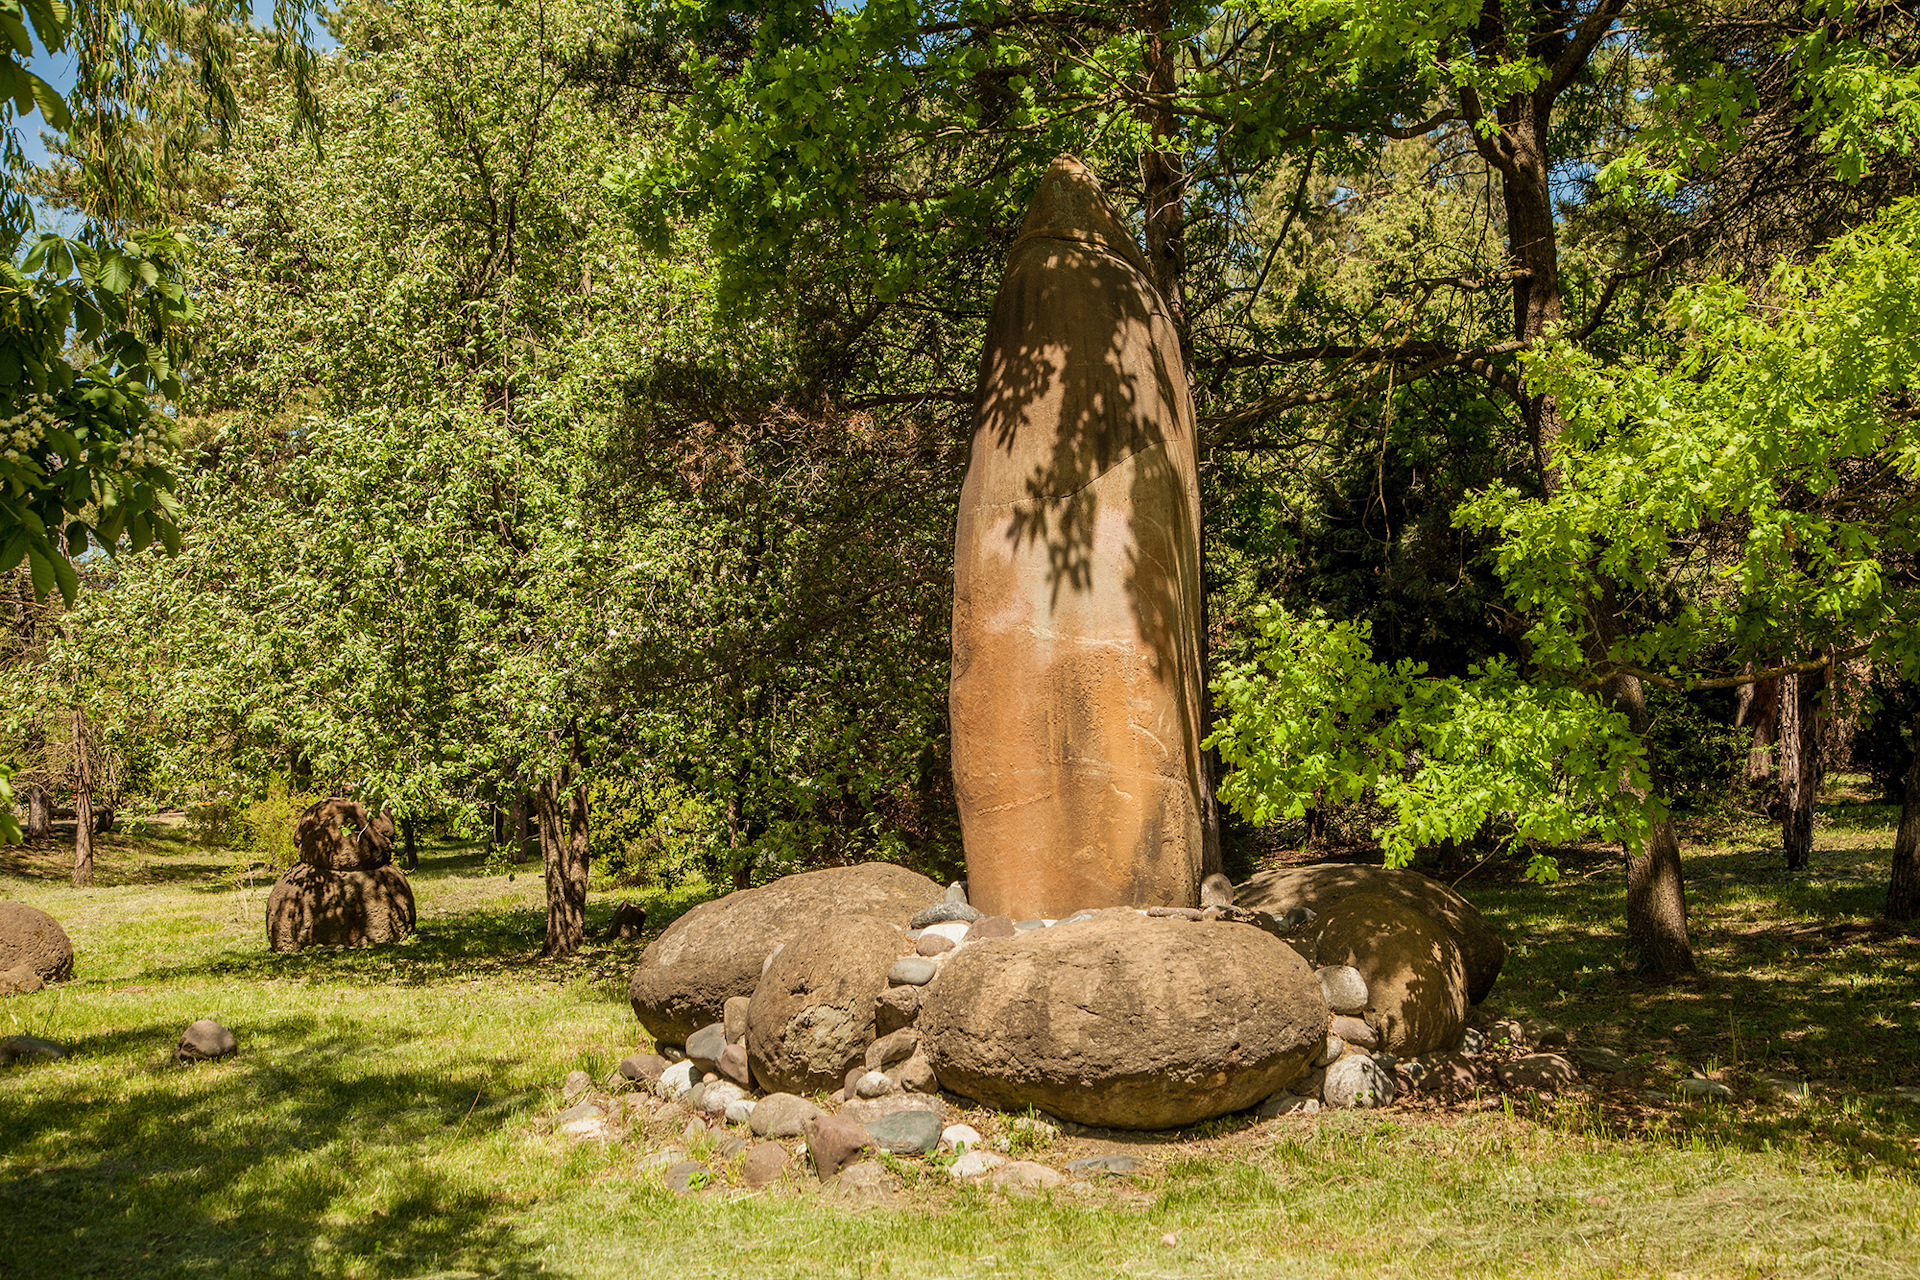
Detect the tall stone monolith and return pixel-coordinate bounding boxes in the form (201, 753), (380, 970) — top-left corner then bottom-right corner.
(950, 154), (1218, 922)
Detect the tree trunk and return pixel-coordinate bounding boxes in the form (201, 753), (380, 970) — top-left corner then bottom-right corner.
(1779, 668), (1824, 871)
(1471, 66), (1696, 979)
(1735, 674), (1781, 782)
(538, 738), (589, 959)
(70, 708), (93, 888)
(399, 816), (419, 870)
(1886, 708), (1920, 921)
(26, 779), (49, 842)
(1137, 0), (1187, 353)
(507, 792), (529, 865)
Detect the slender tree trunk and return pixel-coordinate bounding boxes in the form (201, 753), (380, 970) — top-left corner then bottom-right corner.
(1476, 76), (1696, 978)
(538, 737), (589, 959)
(399, 816), (418, 870)
(1736, 674), (1781, 783)
(26, 778), (49, 842)
(1138, 0), (1187, 352)
(70, 708), (93, 888)
(1887, 709), (1920, 921)
(1779, 668), (1825, 871)
(507, 792), (529, 865)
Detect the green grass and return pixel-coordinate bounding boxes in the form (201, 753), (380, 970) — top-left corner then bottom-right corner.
(2, 795), (1918, 1279)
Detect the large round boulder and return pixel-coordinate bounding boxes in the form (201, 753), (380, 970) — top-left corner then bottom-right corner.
(297, 799), (396, 872)
(1235, 863), (1505, 1003)
(1312, 892), (1466, 1056)
(745, 914), (902, 1095)
(266, 864), (416, 952)
(0, 903), (73, 983)
(920, 910), (1327, 1130)
(629, 863), (941, 1046)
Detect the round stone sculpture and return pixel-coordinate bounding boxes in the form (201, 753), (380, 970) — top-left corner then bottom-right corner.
(1312, 892), (1468, 1056)
(297, 798), (396, 871)
(629, 863), (940, 1047)
(266, 863), (416, 952)
(1235, 863), (1505, 1004)
(0, 902), (74, 983)
(919, 910), (1328, 1130)
(745, 914), (902, 1095)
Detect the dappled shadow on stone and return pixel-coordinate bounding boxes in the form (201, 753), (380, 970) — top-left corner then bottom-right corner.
(0, 1014), (547, 1278)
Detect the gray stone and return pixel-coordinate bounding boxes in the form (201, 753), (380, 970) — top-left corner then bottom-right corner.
(722, 996), (751, 1045)
(950, 1149), (1006, 1180)
(1288, 1066), (1326, 1099)
(715, 1134), (746, 1160)
(1678, 1077), (1734, 1101)
(654, 1060), (695, 1098)
(1323, 1054), (1395, 1108)
(554, 1096), (612, 1126)
(910, 901), (982, 929)
(988, 1160), (1065, 1195)
(945, 882), (970, 905)
(724, 1098), (757, 1126)
(942, 1123), (983, 1151)
(1498, 1053), (1578, 1094)
(840, 1092), (948, 1125)
(1572, 1046), (1631, 1075)
(1013, 919), (1047, 931)
(685, 1023), (728, 1075)
(1313, 1033), (1343, 1068)
(748, 1092), (825, 1139)
(563, 1070), (592, 1102)
(662, 1160), (711, 1193)
(698, 1081), (750, 1115)
(0, 1034), (64, 1066)
(1316, 965), (1369, 1014)
(1065, 1154), (1141, 1175)
(864, 1108), (943, 1156)
(1255, 1092), (1320, 1118)
(681, 1117), (707, 1144)
(175, 1019), (237, 1063)
(854, 1070), (893, 1099)
(888, 956), (938, 986)
(620, 1052), (668, 1084)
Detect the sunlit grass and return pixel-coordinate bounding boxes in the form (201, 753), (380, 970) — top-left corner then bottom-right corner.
(1, 799), (1916, 1279)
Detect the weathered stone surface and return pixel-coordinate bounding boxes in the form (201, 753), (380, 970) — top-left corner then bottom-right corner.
(620, 1052), (668, 1084)
(916, 933), (955, 957)
(0, 1034), (64, 1066)
(746, 914), (900, 1095)
(988, 1160), (1066, 1195)
(911, 902), (981, 929)
(920, 909), (1325, 1130)
(1314, 893), (1468, 1057)
(888, 956), (938, 987)
(875, 984), (922, 1036)
(805, 1113), (874, 1180)
(895, 1050), (939, 1095)
(950, 155), (1218, 923)
(717, 1042), (751, 1088)
(0, 964), (42, 995)
(265, 863), (416, 952)
(722, 996), (751, 1045)
(741, 1140), (790, 1187)
(1323, 1054), (1395, 1108)
(951, 1149), (1007, 1180)
(662, 1160), (709, 1193)
(1255, 1092), (1319, 1118)
(748, 1092), (826, 1139)
(607, 901), (648, 940)
(1316, 965), (1368, 1014)
(628, 863), (940, 1045)
(1421, 1051), (1484, 1100)
(865, 1109), (943, 1156)
(296, 798), (395, 872)
(685, 1023), (728, 1076)
(1329, 1015), (1377, 1049)
(1236, 863), (1506, 1005)
(1067, 1154), (1143, 1175)
(965, 914), (1017, 942)
(175, 1019), (237, 1062)
(0, 903), (73, 982)
(840, 1093), (948, 1125)
(866, 1028), (921, 1072)
(1499, 1053), (1579, 1094)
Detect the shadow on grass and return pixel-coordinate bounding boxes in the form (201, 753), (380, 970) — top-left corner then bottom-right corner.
(0, 1014), (551, 1279)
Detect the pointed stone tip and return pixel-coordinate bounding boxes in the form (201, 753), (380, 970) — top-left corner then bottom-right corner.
(1018, 155), (1146, 270)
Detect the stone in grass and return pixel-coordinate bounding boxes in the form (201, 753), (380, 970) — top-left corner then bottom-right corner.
(865, 1108), (943, 1156)
(950, 1149), (1006, 1180)
(563, 1070), (592, 1102)
(1323, 1054), (1395, 1108)
(747, 914), (901, 1095)
(1, 965), (43, 995)
(749, 1093), (825, 1139)
(1571, 1046), (1631, 1075)
(1316, 965), (1368, 1014)
(741, 1141), (790, 1187)
(620, 1053), (668, 1084)
(1065, 1154), (1141, 1176)
(888, 956), (938, 987)
(805, 1113), (875, 1180)
(1497, 1054), (1578, 1094)
(988, 1160), (1065, 1195)
(1255, 1092), (1319, 1118)
(911, 901), (982, 929)
(840, 1093), (947, 1125)
(822, 1160), (900, 1203)
(663, 1160), (711, 1193)
(715, 1134), (746, 1160)
(655, 1061), (695, 1099)
(175, 1019), (237, 1063)
(698, 1081), (750, 1115)
(0, 1034), (65, 1066)
(0, 902), (75, 984)
(942, 1124), (983, 1151)
(1678, 1077), (1734, 1102)
(724, 1098), (756, 1126)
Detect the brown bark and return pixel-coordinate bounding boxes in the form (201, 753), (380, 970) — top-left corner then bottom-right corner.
(1602, 666), (1697, 976)
(26, 779), (49, 842)
(1138, 0), (1187, 353)
(1887, 709), (1920, 921)
(399, 815), (419, 870)
(507, 792), (531, 865)
(538, 735), (589, 959)
(70, 708), (93, 888)
(1735, 674), (1781, 781)
(1778, 669), (1824, 871)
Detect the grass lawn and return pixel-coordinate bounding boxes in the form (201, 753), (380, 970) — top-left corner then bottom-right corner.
(2, 790), (1917, 1280)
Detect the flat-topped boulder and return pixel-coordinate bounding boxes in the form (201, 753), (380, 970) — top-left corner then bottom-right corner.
(1236, 863), (1506, 1004)
(628, 863), (940, 1047)
(919, 909), (1326, 1130)
(0, 903), (73, 985)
